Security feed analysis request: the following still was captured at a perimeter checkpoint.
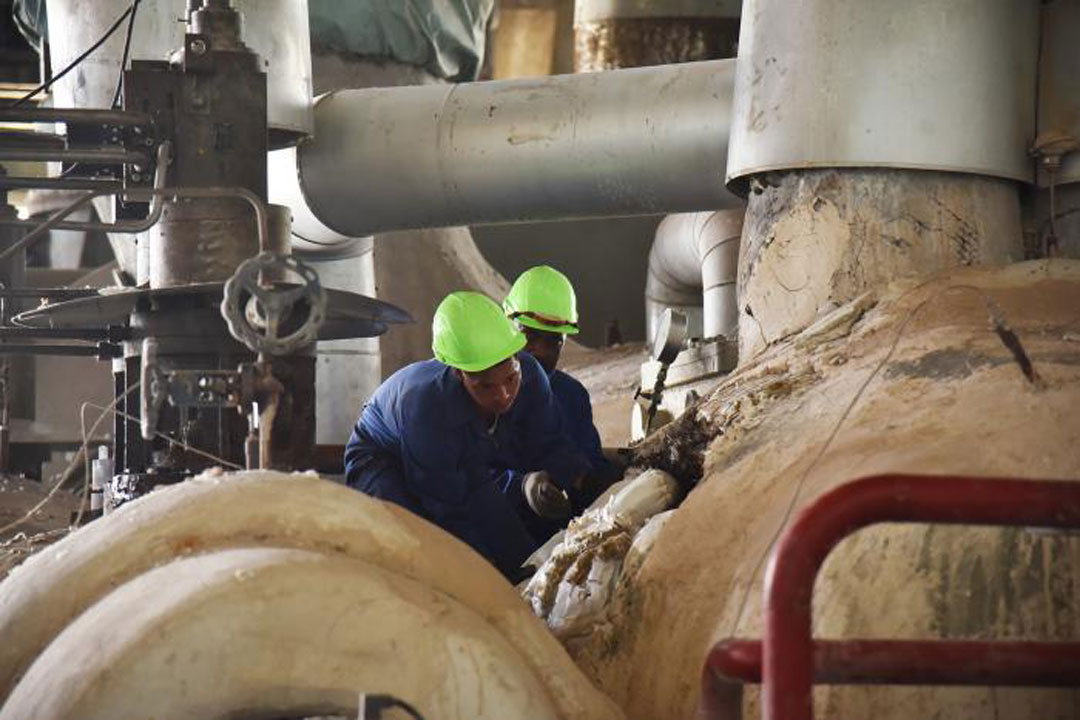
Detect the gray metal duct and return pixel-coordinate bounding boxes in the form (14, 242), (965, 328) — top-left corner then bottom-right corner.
(281, 59), (742, 238)
(726, 0), (1038, 187)
(645, 209), (741, 342)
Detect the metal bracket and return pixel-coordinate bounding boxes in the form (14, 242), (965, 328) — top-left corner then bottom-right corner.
(162, 368), (247, 409)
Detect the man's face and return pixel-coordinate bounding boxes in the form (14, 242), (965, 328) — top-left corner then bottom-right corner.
(521, 327), (564, 374)
(458, 356), (522, 417)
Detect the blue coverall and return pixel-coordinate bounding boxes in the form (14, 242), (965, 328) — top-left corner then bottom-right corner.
(498, 368), (618, 543)
(344, 352), (588, 577)
(549, 369), (613, 478)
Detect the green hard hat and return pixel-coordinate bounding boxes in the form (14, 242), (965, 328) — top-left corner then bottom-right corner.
(503, 265), (580, 335)
(432, 291), (526, 372)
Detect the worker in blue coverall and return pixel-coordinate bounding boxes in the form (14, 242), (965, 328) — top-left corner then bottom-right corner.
(500, 265), (622, 542)
(344, 290), (589, 580)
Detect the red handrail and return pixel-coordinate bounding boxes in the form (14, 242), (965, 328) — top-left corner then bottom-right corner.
(696, 474), (1080, 720)
(709, 638), (1080, 686)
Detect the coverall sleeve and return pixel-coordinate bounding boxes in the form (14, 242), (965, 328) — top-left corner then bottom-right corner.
(344, 420), (426, 516)
(561, 379), (613, 474)
(518, 366), (589, 492)
(343, 420), (366, 487)
(398, 411), (537, 576)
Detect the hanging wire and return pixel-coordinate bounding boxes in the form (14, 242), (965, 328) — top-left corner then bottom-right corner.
(69, 396), (245, 529)
(10, 1), (138, 108)
(0, 383), (138, 538)
(110, 0), (142, 109)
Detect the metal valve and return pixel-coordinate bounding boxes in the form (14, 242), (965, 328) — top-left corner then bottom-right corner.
(221, 251), (327, 355)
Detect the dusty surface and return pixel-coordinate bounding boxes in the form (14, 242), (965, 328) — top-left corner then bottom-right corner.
(576, 260), (1080, 719)
(740, 169), (1024, 359)
(0, 477), (77, 580)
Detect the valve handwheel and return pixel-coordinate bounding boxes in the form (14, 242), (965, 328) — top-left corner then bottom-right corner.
(221, 252), (327, 355)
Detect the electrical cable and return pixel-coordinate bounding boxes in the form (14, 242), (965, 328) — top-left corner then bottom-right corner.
(80, 401), (244, 472)
(363, 694), (426, 720)
(0, 383), (137, 538)
(110, 0), (142, 109)
(10, 2), (137, 109)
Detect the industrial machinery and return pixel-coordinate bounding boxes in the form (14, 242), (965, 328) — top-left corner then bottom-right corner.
(0, 0), (409, 506)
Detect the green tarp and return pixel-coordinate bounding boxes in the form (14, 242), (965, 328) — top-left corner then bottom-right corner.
(308, 0), (494, 82)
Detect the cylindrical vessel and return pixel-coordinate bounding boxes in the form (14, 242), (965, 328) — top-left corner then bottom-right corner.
(573, 0), (740, 72)
(726, 0), (1039, 188)
(302, 239), (381, 444)
(698, 209), (740, 340)
(148, 199), (255, 288)
(294, 60), (741, 237)
(1036, 0), (1080, 187)
(737, 169), (1024, 359)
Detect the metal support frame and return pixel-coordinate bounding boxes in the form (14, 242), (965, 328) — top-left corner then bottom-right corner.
(696, 474), (1080, 720)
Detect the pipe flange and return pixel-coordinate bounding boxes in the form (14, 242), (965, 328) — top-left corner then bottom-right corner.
(221, 252), (326, 355)
(651, 308), (688, 364)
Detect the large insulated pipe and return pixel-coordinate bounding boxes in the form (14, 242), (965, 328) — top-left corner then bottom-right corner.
(276, 59), (741, 239)
(727, 0), (1037, 360)
(0, 472), (622, 719)
(645, 209), (741, 341)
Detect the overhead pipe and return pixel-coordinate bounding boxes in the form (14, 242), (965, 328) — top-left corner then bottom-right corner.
(275, 59), (742, 240)
(645, 209), (742, 342)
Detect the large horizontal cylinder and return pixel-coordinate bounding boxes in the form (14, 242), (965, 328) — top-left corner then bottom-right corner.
(727, 0), (1039, 187)
(289, 60), (742, 237)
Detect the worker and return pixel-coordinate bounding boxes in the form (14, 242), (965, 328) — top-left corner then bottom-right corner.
(344, 291), (589, 580)
(501, 265), (621, 538)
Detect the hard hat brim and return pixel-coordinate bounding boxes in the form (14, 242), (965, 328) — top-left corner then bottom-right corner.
(437, 330), (527, 373)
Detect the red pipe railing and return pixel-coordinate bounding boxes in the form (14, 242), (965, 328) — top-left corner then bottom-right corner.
(696, 474), (1080, 720)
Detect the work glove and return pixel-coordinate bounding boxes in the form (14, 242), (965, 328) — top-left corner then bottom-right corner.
(523, 470), (571, 521)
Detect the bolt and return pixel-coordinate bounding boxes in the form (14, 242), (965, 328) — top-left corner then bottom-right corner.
(198, 376), (210, 388)
(130, 172), (141, 183)
(189, 38), (207, 55)
(198, 391), (214, 402)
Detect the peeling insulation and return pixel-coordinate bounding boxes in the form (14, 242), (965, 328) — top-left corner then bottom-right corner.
(583, 260), (1080, 719)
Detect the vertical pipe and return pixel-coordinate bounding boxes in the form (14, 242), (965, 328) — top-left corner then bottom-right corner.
(727, 0), (1037, 360)
(699, 210), (741, 340)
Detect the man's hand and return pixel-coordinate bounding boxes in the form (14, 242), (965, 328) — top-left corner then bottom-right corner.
(523, 471), (571, 520)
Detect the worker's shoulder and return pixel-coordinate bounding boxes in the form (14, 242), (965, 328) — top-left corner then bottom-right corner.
(377, 359), (458, 411)
(549, 368), (590, 400)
